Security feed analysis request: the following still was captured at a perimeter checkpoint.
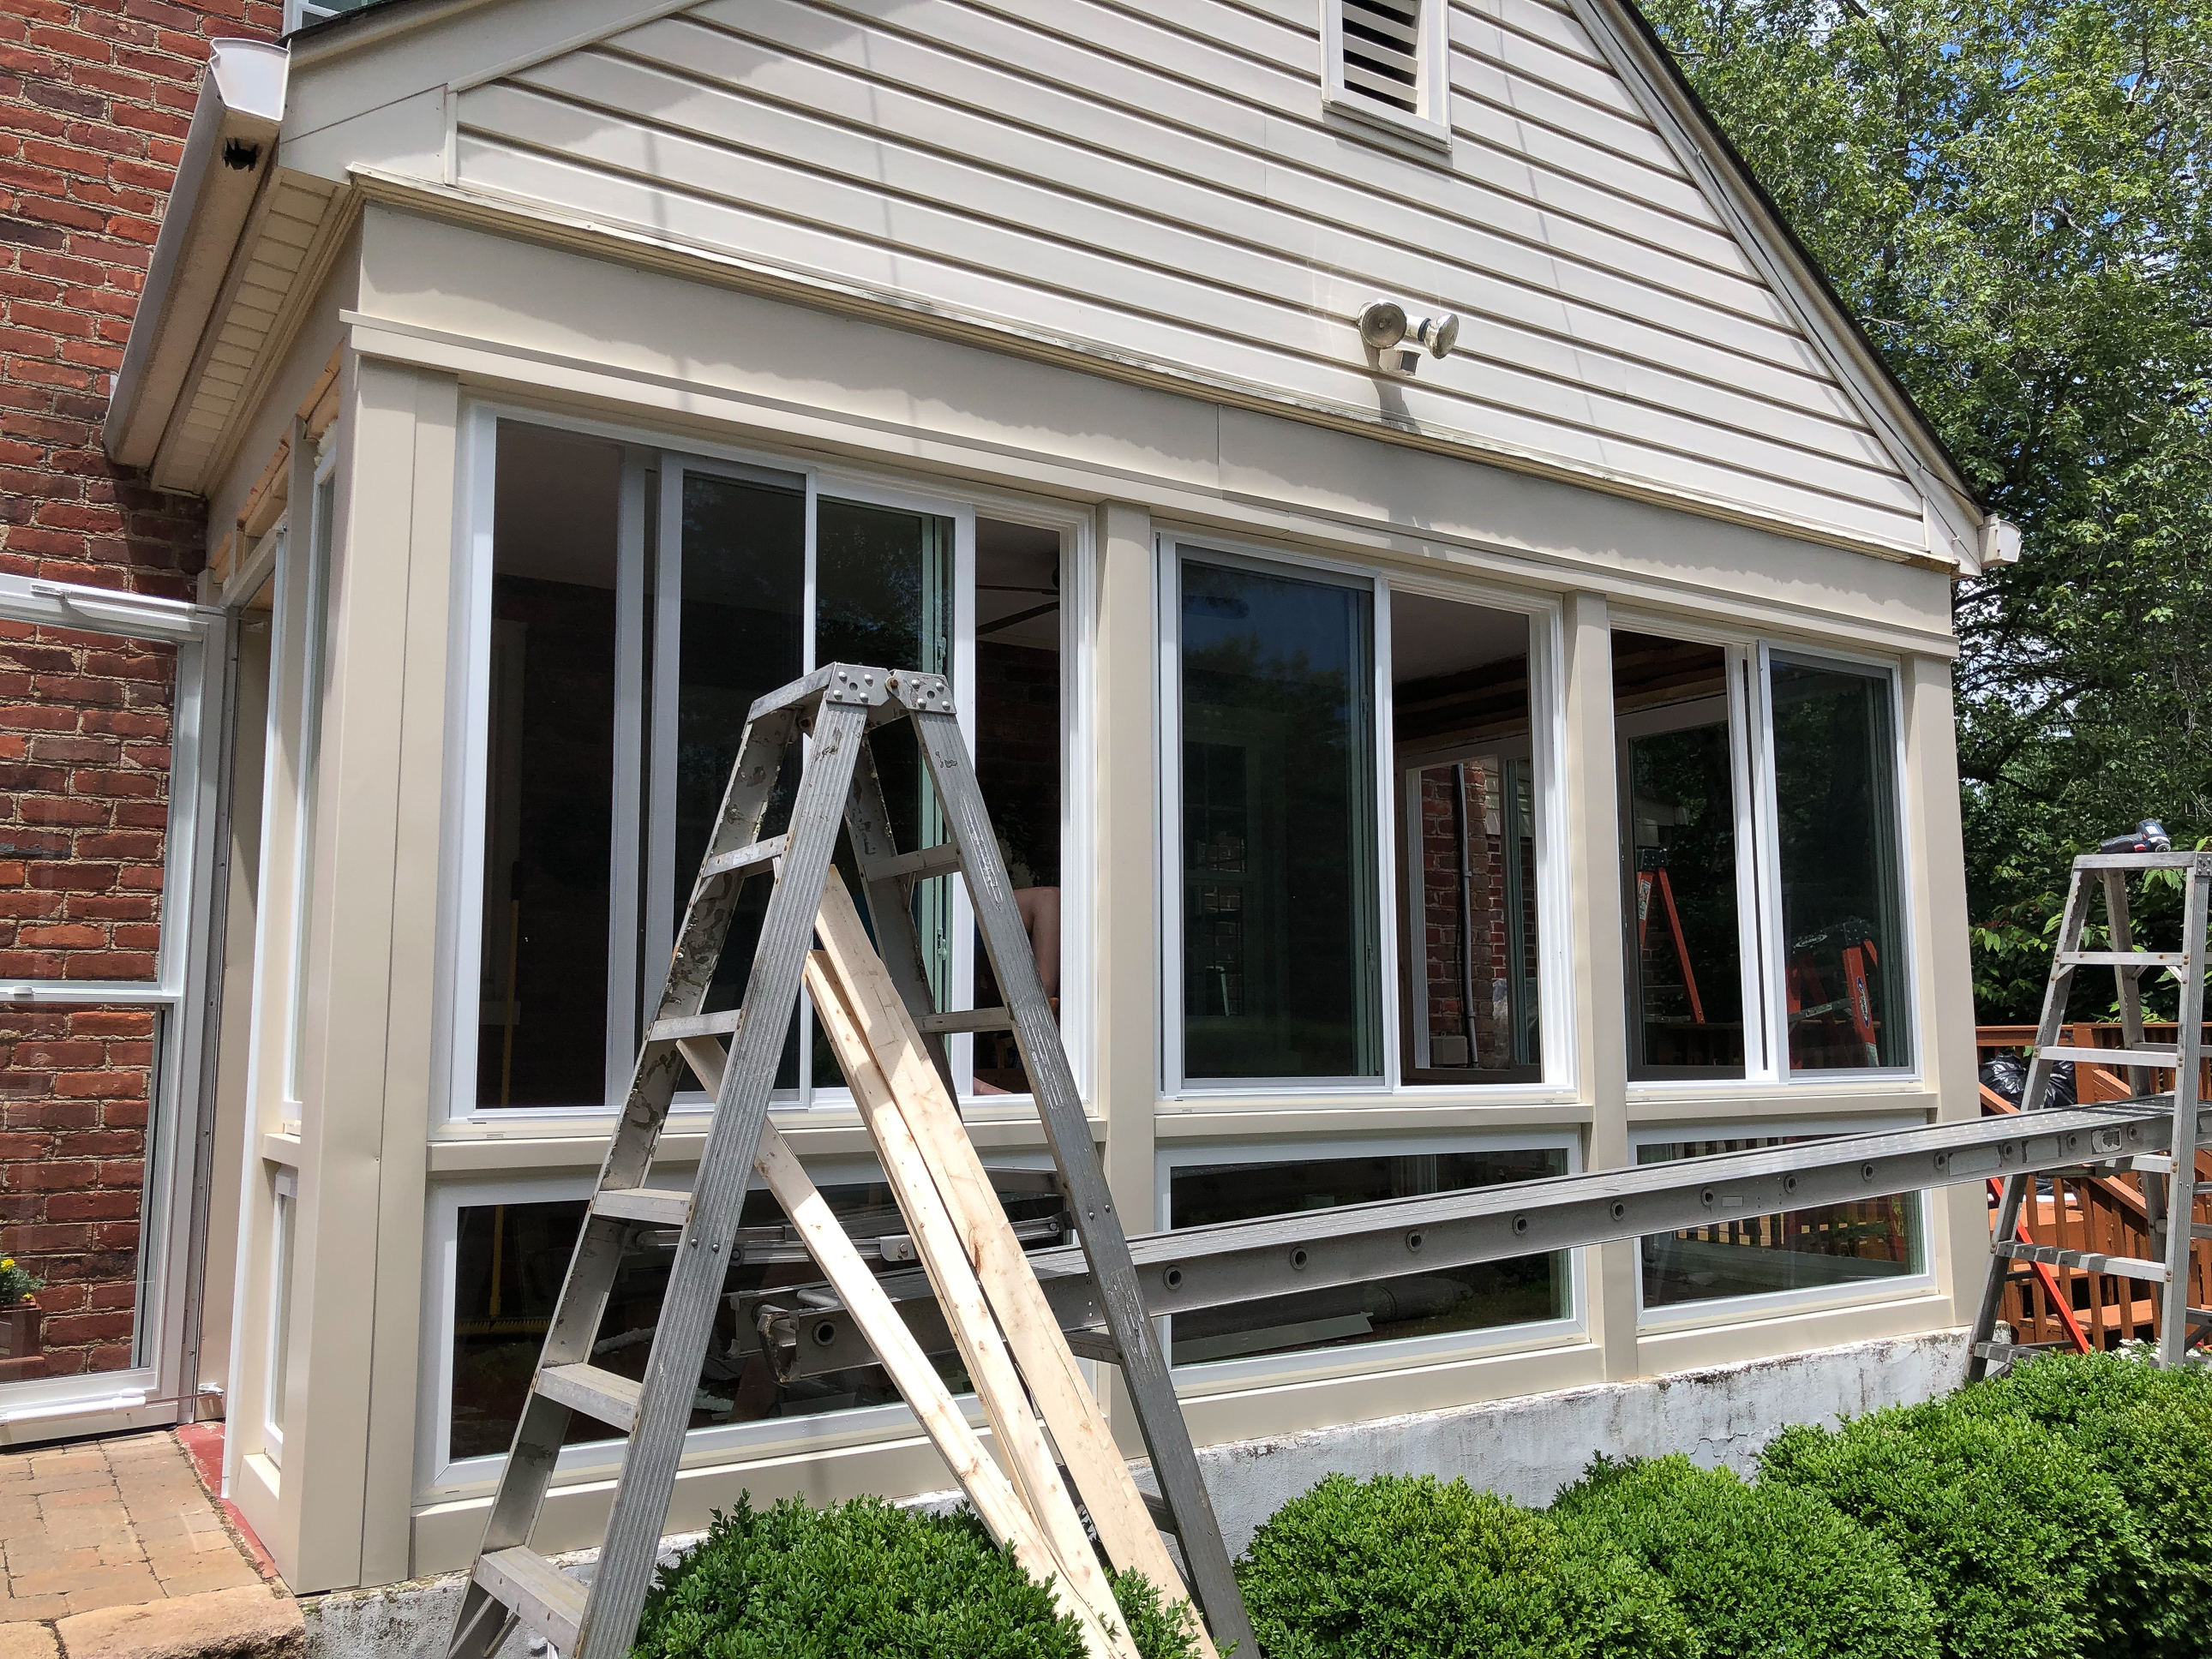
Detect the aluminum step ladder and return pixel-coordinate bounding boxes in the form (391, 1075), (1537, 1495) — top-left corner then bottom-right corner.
(1967, 847), (2212, 1376)
(445, 663), (1256, 1659)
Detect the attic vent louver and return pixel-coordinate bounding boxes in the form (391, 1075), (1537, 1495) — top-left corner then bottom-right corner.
(1340, 0), (1422, 112)
(1323, 0), (1451, 148)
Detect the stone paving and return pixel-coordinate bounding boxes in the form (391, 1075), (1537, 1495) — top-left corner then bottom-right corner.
(0, 1433), (265, 1624)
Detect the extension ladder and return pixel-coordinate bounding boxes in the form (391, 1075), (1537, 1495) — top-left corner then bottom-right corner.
(446, 664), (1255, 1659)
(1967, 848), (2212, 1376)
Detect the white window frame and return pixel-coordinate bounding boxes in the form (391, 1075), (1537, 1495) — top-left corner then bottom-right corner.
(441, 403), (1094, 1127)
(1322, 0), (1454, 151)
(1156, 532), (1571, 1100)
(1629, 1116), (1934, 1328)
(279, 446), (336, 1113)
(261, 1167), (297, 1464)
(1610, 619), (1921, 1092)
(1752, 644), (1920, 1084)
(0, 574), (226, 1433)
(1154, 1131), (1586, 1397)
(415, 1153), (1058, 1498)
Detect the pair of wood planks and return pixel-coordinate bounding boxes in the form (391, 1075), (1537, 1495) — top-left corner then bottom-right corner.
(673, 871), (1210, 1659)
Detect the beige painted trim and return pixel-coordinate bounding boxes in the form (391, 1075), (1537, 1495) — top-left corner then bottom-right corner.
(344, 168), (1954, 575)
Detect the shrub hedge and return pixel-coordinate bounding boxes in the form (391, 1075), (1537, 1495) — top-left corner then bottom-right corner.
(627, 1353), (2212, 1659)
(1550, 1453), (1939, 1659)
(1232, 1472), (1695, 1659)
(1757, 1403), (2137, 1658)
(632, 1494), (1200, 1659)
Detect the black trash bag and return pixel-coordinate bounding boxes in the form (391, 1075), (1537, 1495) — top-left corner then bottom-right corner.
(1978, 1054), (2076, 1109)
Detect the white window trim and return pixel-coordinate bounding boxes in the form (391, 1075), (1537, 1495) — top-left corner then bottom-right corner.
(415, 1153), (1057, 1498)
(1154, 1131), (1586, 1397)
(279, 447), (336, 1112)
(441, 401), (1094, 1129)
(1321, 0), (1454, 151)
(1607, 614), (1921, 1094)
(0, 572), (227, 1431)
(1155, 532), (1572, 1102)
(1628, 1115), (1934, 1329)
(261, 1168), (297, 1464)
(1753, 643), (1921, 1086)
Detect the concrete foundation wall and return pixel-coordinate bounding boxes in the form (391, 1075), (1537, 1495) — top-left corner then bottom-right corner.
(303, 1327), (1970, 1659)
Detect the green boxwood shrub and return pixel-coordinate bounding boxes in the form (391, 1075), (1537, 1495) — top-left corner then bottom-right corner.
(1234, 1471), (1696, 1659)
(1757, 1400), (2137, 1659)
(1960, 1350), (2212, 1657)
(1551, 1453), (1938, 1659)
(632, 1494), (1201, 1659)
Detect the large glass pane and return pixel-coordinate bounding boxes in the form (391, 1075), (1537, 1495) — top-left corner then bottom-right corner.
(972, 520), (1064, 1098)
(0, 1003), (161, 1380)
(1771, 660), (1907, 1070)
(1391, 591), (1539, 1080)
(1166, 1149), (1568, 1365)
(672, 473), (806, 1039)
(477, 425), (622, 1108)
(447, 1174), (1065, 1459)
(0, 622), (177, 983)
(1179, 557), (1379, 1081)
(1638, 1135), (1921, 1308)
(1612, 634), (1744, 1077)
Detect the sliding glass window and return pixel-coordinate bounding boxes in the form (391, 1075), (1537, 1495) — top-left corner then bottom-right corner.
(1610, 632), (1913, 1081)
(462, 420), (1072, 1115)
(1163, 542), (1553, 1093)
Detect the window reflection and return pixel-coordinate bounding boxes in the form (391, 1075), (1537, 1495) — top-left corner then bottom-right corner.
(1166, 1149), (1568, 1365)
(1637, 1136), (1921, 1308)
(1612, 634), (1744, 1077)
(1178, 558), (1381, 1081)
(1393, 592), (1540, 1080)
(1771, 660), (1907, 1071)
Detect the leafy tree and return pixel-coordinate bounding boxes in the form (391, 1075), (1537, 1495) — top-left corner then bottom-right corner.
(1640, 0), (2212, 1020)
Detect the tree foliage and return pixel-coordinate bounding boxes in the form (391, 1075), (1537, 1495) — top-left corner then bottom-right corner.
(1640, 0), (2212, 1019)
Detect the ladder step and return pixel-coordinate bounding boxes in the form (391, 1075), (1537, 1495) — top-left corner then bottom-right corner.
(1993, 1240), (2169, 1281)
(916, 1007), (1014, 1035)
(650, 1008), (745, 1042)
(2131, 1153), (2177, 1176)
(2191, 1222), (2212, 1241)
(536, 1362), (644, 1431)
(1973, 1339), (2073, 1363)
(2057, 950), (2189, 967)
(878, 841), (964, 883)
(699, 833), (788, 880)
(474, 1548), (584, 1653)
(1062, 1326), (1122, 1365)
(593, 1187), (692, 1226)
(2041, 1045), (2182, 1068)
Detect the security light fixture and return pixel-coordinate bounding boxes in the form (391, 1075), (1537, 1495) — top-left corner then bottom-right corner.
(1358, 298), (1461, 374)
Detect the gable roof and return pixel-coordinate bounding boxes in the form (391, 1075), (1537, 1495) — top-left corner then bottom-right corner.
(123, 0), (2013, 572)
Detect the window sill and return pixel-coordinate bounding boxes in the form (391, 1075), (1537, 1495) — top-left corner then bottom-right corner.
(424, 1107), (1088, 1173)
(1624, 1083), (1938, 1123)
(1155, 1093), (1590, 1138)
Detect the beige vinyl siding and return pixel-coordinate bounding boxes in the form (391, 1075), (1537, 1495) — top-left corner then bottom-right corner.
(448, 0), (1928, 554)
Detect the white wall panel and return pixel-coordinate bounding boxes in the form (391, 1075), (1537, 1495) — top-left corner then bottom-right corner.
(438, 0), (1930, 554)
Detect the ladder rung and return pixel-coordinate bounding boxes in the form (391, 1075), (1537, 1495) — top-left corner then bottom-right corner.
(699, 833), (788, 880)
(650, 1008), (745, 1042)
(916, 1007), (1014, 1035)
(878, 841), (964, 882)
(536, 1362), (643, 1431)
(2058, 950), (2188, 967)
(2132, 1153), (2177, 1175)
(2041, 1045), (2182, 1068)
(594, 1187), (692, 1226)
(1062, 1326), (1121, 1365)
(2191, 1222), (2212, 1241)
(474, 1548), (584, 1653)
(1993, 1240), (2169, 1281)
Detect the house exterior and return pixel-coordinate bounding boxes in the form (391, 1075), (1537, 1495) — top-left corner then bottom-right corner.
(7, 0), (2013, 1600)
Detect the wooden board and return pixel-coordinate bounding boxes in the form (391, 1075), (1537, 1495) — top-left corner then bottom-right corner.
(812, 874), (1215, 1656)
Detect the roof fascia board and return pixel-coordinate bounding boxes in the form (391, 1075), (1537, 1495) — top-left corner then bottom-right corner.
(104, 39), (290, 469)
(1561, 0), (1985, 569)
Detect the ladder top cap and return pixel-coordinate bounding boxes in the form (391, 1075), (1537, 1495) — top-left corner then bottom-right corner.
(748, 662), (958, 722)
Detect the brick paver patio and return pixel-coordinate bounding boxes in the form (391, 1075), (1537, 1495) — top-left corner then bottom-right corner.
(0, 1433), (264, 1623)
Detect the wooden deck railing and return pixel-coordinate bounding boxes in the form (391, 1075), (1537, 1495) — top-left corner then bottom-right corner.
(1976, 1024), (2212, 1351)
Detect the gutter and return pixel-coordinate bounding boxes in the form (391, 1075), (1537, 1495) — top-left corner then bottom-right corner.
(103, 39), (290, 471)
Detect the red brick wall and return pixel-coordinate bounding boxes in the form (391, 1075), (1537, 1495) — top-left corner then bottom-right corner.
(1, 0), (273, 1377)
(1, 0), (278, 599)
